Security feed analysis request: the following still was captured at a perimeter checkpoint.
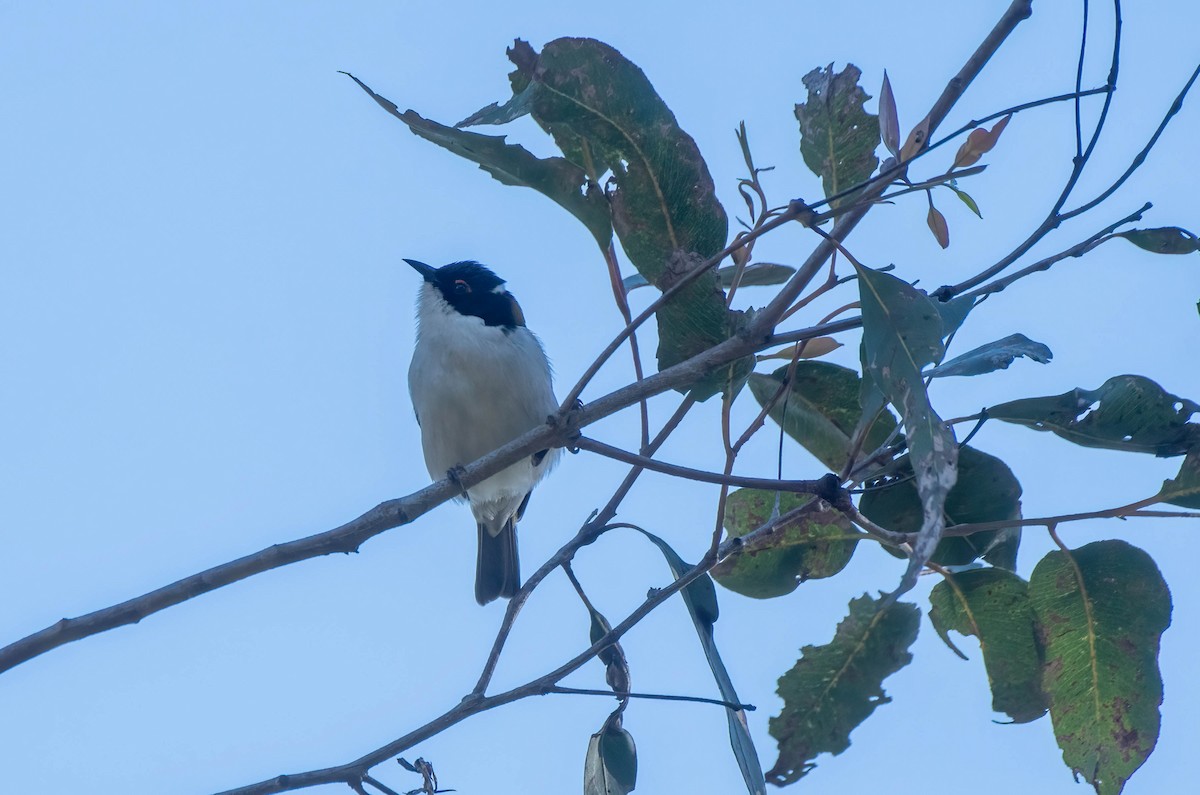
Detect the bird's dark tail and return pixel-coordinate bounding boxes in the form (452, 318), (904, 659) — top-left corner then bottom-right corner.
(475, 516), (520, 605)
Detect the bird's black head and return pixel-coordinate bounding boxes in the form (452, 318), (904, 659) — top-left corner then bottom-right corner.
(405, 259), (526, 329)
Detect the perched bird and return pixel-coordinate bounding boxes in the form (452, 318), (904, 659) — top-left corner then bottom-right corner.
(405, 259), (560, 604)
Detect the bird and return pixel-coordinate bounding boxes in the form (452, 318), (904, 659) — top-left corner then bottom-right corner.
(405, 258), (561, 604)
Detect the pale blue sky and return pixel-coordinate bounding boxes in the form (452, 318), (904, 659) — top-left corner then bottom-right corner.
(2, 2), (1198, 794)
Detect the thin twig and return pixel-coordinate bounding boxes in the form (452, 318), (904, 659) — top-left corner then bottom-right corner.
(575, 436), (822, 494)
(544, 685), (754, 711)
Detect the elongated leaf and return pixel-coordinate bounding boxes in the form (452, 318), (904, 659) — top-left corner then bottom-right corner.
(755, 337), (843, 363)
(989, 375), (1200, 456)
(1158, 451), (1200, 508)
(878, 72), (899, 157)
(927, 205), (950, 248)
(855, 264), (958, 594)
(1117, 226), (1200, 255)
(860, 445), (1022, 568)
(584, 718), (638, 795)
(928, 569), (1046, 722)
(715, 489), (859, 598)
(638, 530), (766, 794)
(795, 64), (880, 210)
(622, 261), (795, 292)
(507, 38), (736, 392)
(1029, 541), (1172, 794)
(456, 81), (538, 127)
(927, 332), (1052, 378)
(947, 184), (983, 218)
(748, 362), (898, 473)
(342, 72), (612, 248)
(767, 595), (919, 784)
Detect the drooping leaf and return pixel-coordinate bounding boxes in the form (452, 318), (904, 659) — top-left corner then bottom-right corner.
(1117, 226), (1200, 255)
(1158, 451), (1200, 508)
(637, 530), (766, 795)
(878, 72), (900, 157)
(341, 72), (612, 249)
(952, 114), (1012, 168)
(928, 569), (1046, 723)
(927, 204), (950, 248)
(586, 602), (631, 695)
(927, 333), (1052, 378)
(748, 362), (898, 472)
(855, 264), (958, 594)
(504, 38), (737, 393)
(988, 375), (1200, 456)
(795, 64), (880, 210)
(860, 445), (1022, 567)
(1029, 541), (1172, 794)
(715, 489), (859, 599)
(584, 717), (638, 795)
(767, 595), (920, 784)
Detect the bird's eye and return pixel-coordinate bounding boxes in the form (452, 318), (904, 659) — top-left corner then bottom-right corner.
(453, 279), (471, 294)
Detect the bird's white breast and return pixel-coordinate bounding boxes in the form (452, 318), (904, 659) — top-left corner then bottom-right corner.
(408, 284), (560, 509)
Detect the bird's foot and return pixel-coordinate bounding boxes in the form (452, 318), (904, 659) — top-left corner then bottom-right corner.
(445, 465), (470, 497)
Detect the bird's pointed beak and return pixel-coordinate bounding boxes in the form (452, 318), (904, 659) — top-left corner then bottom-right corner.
(403, 258), (438, 282)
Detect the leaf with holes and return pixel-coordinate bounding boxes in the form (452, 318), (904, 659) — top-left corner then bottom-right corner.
(715, 489), (859, 599)
(767, 595), (919, 785)
(342, 73), (612, 249)
(856, 264), (958, 595)
(748, 362), (898, 472)
(507, 38), (736, 391)
(927, 333), (1052, 378)
(1117, 226), (1200, 255)
(988, 375), (1200, 456)
(928, 569), (1046, 723)
(795, 64), (880, 210)
(1029, 541), (1171, 794)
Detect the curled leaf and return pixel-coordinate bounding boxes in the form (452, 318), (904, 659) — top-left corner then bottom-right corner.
(952, 114), (1011, 169)
(926, 333), (1052, 378)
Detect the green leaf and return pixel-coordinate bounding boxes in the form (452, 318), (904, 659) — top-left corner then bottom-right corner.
(584, 718), (638, 795)
(927, 332), (1052, 378)
(795, 64), (881, 210)
(947, 184), (983, 218)
(341, 72), (613, 250)
(934, 294), (976, 339)
(715, 489), (859, 598)
(748, 362), (898, 472)
(1029, 541), (1172, 794)
(767, 595), (919, 785)
(508, 38), (738, 393)
(1117, 226), (1200, 255)
(622, 261), (795, 293)
(855, 264), (958, 594)
(928, 569), (1046, 723)
(637, 530), (766, 794)
(1158, 451), (1200, 508)
(988, 374), (1200, 456)
(860, 445), (1022, 567)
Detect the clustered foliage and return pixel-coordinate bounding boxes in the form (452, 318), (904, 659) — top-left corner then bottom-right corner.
(340, 24), (1196, 795)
